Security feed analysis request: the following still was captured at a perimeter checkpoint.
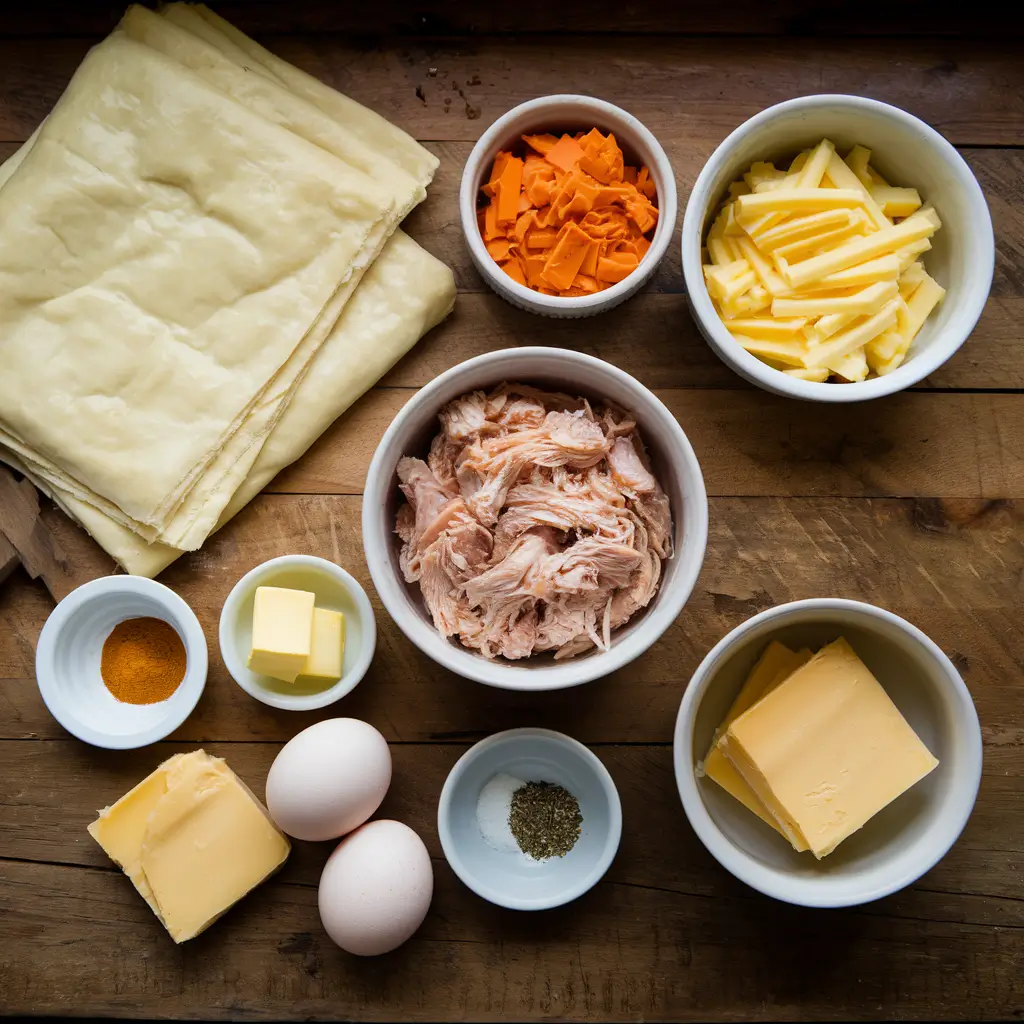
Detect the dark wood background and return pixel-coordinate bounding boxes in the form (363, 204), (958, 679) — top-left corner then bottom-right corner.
(1, 1), (1023, 1019)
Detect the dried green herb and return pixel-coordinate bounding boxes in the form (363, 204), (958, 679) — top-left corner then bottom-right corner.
(509, 781), (582, 860)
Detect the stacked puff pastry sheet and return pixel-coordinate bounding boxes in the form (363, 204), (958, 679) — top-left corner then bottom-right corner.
(0, 3), (455, 577)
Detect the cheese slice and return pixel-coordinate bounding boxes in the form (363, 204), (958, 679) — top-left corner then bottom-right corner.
(701, 641), (813, 847)
(88, 750), (290, 942)
(721, 638), (939, 859)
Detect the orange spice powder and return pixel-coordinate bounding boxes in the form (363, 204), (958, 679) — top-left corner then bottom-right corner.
(101, 617), (186, 705)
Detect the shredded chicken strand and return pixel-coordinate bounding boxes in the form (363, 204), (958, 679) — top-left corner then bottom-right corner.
(395, 383), (673, 660)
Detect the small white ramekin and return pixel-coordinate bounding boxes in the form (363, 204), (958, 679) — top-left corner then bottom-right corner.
(362, 347), (708, 691)
(674, 598), (983, 908)
(437, 728), (622, 910)
(35, 575), (208, 749)
(681, 94), (995, 401)
(219, 555), (376, 711)
(460, 94), (677, 317)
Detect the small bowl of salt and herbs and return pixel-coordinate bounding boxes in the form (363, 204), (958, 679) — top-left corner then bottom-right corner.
(437, 727), (622, 910)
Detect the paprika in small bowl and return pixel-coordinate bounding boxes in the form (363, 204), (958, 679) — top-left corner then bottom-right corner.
(35, 575), (208, 749)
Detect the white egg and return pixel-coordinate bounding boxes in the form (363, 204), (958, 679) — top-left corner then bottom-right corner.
(318, 819), (433, 956)
(266, 718), (391, 841)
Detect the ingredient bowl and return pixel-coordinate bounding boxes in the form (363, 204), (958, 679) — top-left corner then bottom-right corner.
(35, 575), (207, 749)
(674, 598), (982, 907)
(219, 555), (376, 710)
(460, 94), (678, 317)
(681, 94), (994, 401)
(438, 728), (622, 910)
(361, 347), (708, 691)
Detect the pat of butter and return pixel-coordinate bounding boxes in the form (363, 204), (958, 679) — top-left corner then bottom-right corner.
(88, 750), (290, 942)
(702, 641), (812, 848)
(721, 638), (939, 859)
(300, 607), (345, 682)
(248, 585), (315, 683)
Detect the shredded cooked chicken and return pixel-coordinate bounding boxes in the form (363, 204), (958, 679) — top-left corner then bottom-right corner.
(395, 383), (673, 661)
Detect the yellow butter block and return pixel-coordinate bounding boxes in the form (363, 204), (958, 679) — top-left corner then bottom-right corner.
(721, 638), (939, 859)
(300, 607), (345, 682)
(248, 585), (315, 683)
(88, 751), (290, 942)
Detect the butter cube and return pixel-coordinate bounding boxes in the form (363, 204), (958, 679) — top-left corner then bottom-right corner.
(248, 586), (315, 683)
(721, 638), (939, 859)
(88, 751), (290, 942)
(300, 607), (345, 682)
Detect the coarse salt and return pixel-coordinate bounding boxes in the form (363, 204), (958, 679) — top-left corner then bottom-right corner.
(475, 771), (525, 854)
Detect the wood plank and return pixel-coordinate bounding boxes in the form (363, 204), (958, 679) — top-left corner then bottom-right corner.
(4, 138), (1023, 395)
(5, 1), (1024, 37)
(268, 389), (1024, 498)
(0, 741), (1020, 1020)
(3, 36), (1024, 147)
(2, 740), (1020, 899)
(3, 495), (1021, 743)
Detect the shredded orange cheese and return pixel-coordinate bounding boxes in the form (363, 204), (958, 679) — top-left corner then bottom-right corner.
(478, 129), (658, 296)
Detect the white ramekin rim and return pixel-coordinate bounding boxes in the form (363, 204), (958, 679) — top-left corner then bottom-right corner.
(681, 94), (995, 402)
(436, 727), (623, 910)
(460, 94), (678, 317)
(35, 574), (208, 749)
(673, 597), (983, 907)
(362, 347), (708, 690)
(218, 554), (377, 711)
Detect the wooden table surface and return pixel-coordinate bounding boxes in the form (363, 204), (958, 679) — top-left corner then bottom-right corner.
(2, 2), (1023, 1020)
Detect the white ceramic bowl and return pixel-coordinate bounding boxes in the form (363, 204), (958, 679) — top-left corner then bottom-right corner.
(362, 347), (708, 691)
(219, 555), (376, 711)
(674, 598), (983, 907)
(437, 728), (622, 910)
(460, 94), (678, 317)
(35, 575), (207, 749)
(681, 94), (995, 401)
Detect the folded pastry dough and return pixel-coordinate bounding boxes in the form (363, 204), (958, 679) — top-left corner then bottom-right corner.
(9, 230), (454, 577)
(0, 33), (395, 541)
(0, 4), (454, 574)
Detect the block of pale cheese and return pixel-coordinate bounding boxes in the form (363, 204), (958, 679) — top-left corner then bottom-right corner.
(88, 750), (290, 942)
(720, 638), (939, 859)
(248, 585), (315, 683)
(702, 640), (812, 847)
(300, 607), (345, 682)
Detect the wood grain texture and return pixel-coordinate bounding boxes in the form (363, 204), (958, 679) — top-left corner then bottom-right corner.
(267, 389), (1024, 499)
(3, 36), (1024, 146)
(1, 6), (1023, 1021)
(0, 740), (1021, 1021)
(3, 495), (1021, 744)
(6, 0), (1024, 37)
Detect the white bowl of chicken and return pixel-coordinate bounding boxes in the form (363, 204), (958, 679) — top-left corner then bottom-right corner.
(362, 348), (708, 690)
